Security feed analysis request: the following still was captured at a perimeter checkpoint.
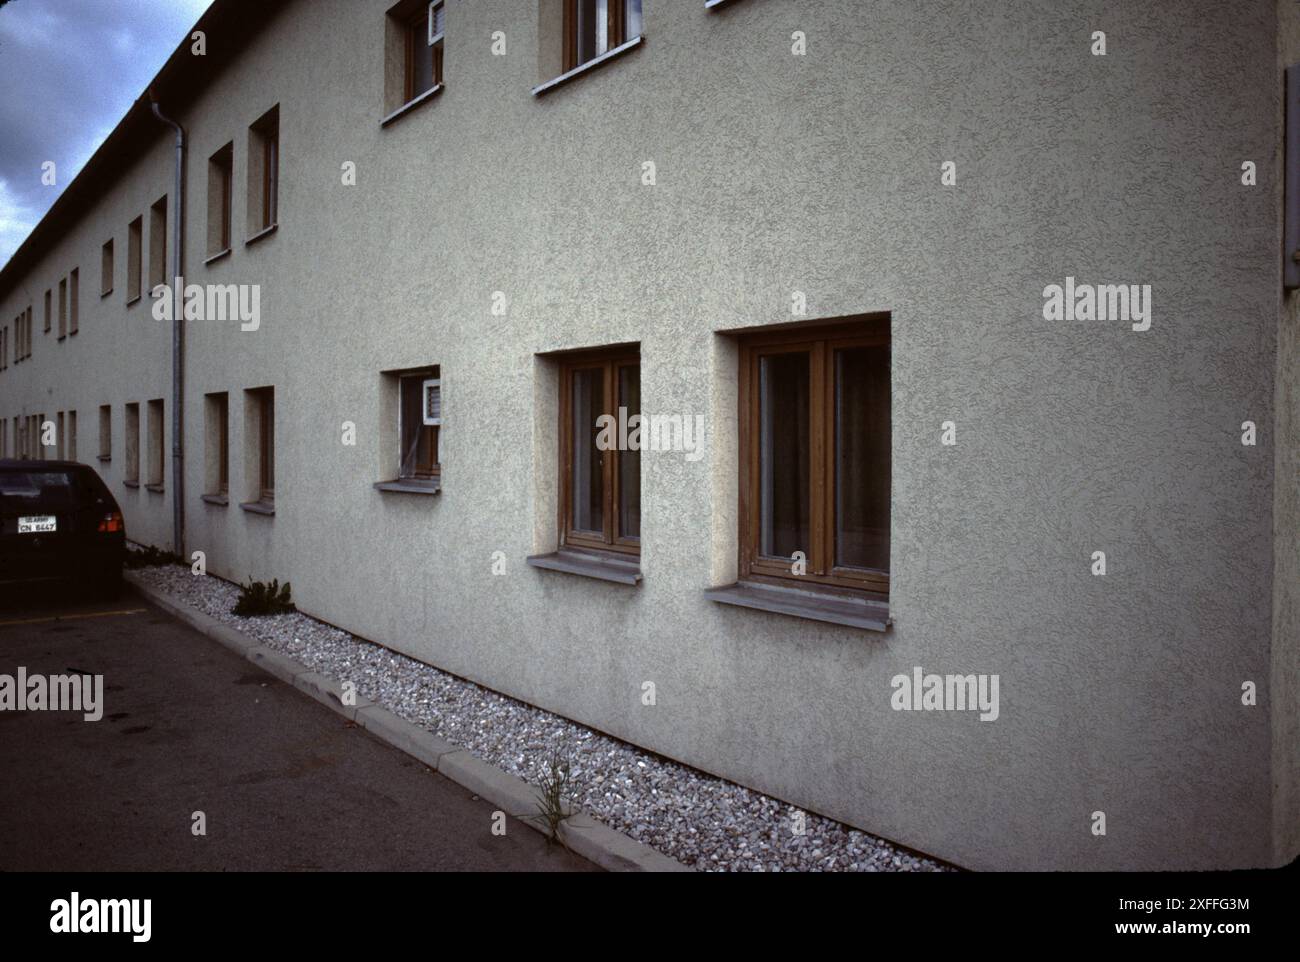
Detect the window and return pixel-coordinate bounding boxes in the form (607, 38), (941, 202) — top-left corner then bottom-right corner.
(407, 2), (445, 101)
(205, 392), (229, 498)
(248, 106), (279, 237)
(57, 277), (67, 339)
(559, 348), (640, 554)
(146, 399), (164, 489)
(38, 413), (47, 459)
(68, 410), (76, 462)
(98, 405), (112, 461)
(737, 321), (890, 595)
(127, 216), (142, 301)
(565, 0), (642, 71)
(384, 1), (446, 120)
(149, 196), (168, 293)
(23, 306), (32, 359)
(44, 289), (51, 331)
(56, 412), (64, 459)
(400, 371), (440, 480)
(101, 239), (114, 296)
(124, 403), (140, 483)
(208, 143), (233, 257)
(69, 268), (78, 335)
(243, 387), (274, 509)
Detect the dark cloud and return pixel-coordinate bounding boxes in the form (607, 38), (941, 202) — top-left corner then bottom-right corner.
(0, 0), (213, 264)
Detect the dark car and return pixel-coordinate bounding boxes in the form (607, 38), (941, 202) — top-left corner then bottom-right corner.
(0, 460), (126, 597)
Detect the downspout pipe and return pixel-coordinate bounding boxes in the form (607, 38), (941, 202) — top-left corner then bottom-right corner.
(148, 89), (185, 559)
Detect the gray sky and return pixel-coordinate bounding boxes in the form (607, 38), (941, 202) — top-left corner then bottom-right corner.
(0, 0), (214, 266)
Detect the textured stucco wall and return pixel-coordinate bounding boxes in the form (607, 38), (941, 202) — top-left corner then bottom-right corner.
(0, 0), (1291, 870)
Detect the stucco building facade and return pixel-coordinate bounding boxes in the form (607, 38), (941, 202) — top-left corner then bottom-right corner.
(1, 0), (1297, 870)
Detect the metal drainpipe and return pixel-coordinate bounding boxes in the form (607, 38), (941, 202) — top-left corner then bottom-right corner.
(148, 90), (185, 559)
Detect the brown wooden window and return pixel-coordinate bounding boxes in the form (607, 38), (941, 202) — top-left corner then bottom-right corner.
(98, 404), (111, 461)
(257, 388), (274, 500)
(559, 349), (640, 554)
(208, 144), (233, 255)
(127, 217), (142, 301)
(102, 239), (114, 296)
(44, 289), (51, 331)
(564, 0), (642, 72)
(248, 107), (279, 236)
(262, 127), (278, 229)
(399, 371), (440, 480)
(149, 196), (167, 292)
(738, 321), (890, 595)
(146, 398), (164, 488)
(124, 403), (140, 483)
(205, 392), (229, 495)
(405, 1), (444, 101)
(57, 277), (67, 339)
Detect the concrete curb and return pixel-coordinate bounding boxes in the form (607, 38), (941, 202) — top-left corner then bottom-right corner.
(124, 570), (691, 872)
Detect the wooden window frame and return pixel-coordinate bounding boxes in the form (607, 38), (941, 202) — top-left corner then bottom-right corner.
(562, 0), (632, 73)
(558, 348), (640, 556)
(218, 147), (233, 252)
(397, 372), (440, 481)
(404, 1), (444, 102)
(262, 126), (278, 231)
(258, 389), (275, 501)
(737, 321), (890, 596)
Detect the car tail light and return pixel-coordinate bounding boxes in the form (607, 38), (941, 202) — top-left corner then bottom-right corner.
(98, 512), (124, 534)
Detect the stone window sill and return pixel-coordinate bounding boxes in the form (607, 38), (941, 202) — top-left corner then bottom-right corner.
(704, 581), (890, 631)
(531, 36), (643, 97)
(239, 499), (275, 516)
(204, 247), (232, 266)
(526, 547), (642, 585)
(245, 223), (278, 247)
(373, 479), (441, 495)
(201, 493), (229, 506)
(381, 84), (444, 128)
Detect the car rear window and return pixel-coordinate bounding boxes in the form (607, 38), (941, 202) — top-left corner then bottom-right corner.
(0, 470), (80, 509)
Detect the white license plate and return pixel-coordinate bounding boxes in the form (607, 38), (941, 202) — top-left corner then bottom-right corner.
(18, 516), (57, 534)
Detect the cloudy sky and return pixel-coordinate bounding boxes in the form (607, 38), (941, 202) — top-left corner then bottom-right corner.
(0, 0), (213, 266)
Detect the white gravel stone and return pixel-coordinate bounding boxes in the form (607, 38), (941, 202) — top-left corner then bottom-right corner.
(133, 561), (954, 873)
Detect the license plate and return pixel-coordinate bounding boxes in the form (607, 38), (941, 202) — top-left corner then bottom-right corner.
(18, 516), (56, 534)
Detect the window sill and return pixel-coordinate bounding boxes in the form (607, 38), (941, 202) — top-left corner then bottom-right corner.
(101, 289), (113, 299)
(381, 84), (444, 128)
(526, 547), (642, 585)
(245, 223), (278, 247)
(123, 480), (140, 489)
(57, 335), (66, 342)
(239, 499), (275, 516)
(705, 0), (743, 8)
(373, 479), (441, 495)
(531, 36), (644, 97)
(204, 247), (232, 266)
(145, 483), (165, 494)
(201, 493), (229, 506)
(97, 455), (111, 463)
(704, 581), (890, 632)
(126, 294), (142, 307)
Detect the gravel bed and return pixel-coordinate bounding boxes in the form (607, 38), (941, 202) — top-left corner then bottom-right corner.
(132, 562), (953, 872)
